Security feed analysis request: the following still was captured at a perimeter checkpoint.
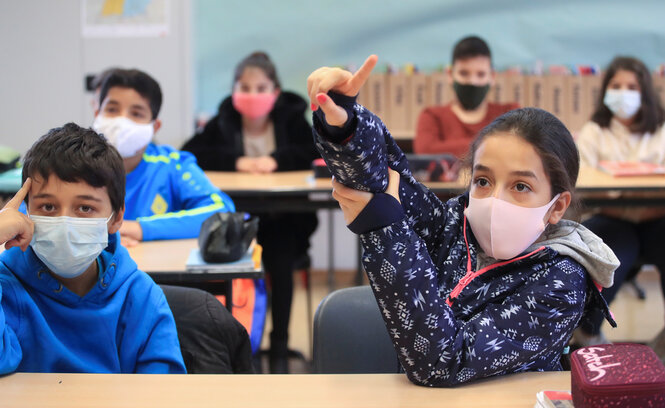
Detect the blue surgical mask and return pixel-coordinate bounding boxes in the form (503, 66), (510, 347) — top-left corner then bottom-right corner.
(29, 213), (113, 279)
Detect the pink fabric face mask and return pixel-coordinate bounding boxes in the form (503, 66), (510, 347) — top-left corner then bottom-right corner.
(232, 92), (277, 119)
(464, 193), (560, 260)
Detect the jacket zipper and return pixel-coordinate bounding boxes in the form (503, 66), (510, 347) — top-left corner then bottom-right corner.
(446, 213), (545, 307)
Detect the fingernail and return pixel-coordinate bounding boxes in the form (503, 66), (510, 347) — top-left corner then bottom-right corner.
(316, 94), (327, 104)
(311, 103), (317, 111)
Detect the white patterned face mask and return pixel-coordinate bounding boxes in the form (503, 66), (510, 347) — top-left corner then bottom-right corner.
(92, 115), (154, 158)
(29, 213), (113, 279)
(603, 89), (641, 120)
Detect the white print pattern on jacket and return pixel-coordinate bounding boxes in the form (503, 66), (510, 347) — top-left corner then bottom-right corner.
(313, 103), (617, 387)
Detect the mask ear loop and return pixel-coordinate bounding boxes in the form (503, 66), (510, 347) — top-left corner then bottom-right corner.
(543, 193), (562, 231)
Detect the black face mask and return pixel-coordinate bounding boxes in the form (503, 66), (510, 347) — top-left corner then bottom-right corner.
(453, 82), (490, 110)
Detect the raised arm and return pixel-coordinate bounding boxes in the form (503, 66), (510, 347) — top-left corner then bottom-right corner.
(308, 56), (452, 255)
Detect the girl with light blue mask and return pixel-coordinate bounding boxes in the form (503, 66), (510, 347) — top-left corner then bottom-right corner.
(575, 56), (665, 357)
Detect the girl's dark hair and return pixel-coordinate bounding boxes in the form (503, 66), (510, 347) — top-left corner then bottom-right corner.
(233, 51), (281, 89)
(22, 123), (126, 213)
(467, 108), (580, 213)
(591, 56), (665, 134)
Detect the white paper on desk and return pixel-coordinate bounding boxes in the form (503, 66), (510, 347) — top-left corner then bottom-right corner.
(185, 248), (256, 273)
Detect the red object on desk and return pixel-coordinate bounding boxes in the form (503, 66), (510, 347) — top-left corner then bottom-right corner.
(313, 158), (331, 178)
(598, 160), (665, 177)
(571, 343), (665, 407)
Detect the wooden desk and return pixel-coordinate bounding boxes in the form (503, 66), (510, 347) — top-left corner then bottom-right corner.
(128, 239), (263, 312)
(209, 168), (665, 208)
(0, 371), (569, 408)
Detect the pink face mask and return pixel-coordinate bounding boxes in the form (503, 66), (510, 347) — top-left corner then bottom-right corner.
(232, 92), (277, 119)
(464, 193), (560, 260)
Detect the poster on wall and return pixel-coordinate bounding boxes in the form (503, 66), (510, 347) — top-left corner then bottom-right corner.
(81, 0), (169, 38)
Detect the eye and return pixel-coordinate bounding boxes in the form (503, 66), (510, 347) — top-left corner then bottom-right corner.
(39, 203), (56, 213)
(78, 205), (94, 214)
(473, 177), (490, 188)
(130, 111), (147, 121)
(514, 183), (532, 193)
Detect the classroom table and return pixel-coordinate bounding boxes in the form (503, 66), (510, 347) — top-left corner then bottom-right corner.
(208, 167), (665, 208)
(0, 371), (570, 408)
(127, 239), (263, 312)
(209, 168), (665, 288)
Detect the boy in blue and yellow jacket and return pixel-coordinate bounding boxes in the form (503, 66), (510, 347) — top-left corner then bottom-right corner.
(92, 69), (234, 245)
(0, 123), (186, 373)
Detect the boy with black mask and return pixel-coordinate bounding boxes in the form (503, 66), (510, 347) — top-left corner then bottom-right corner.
(414, 36), (519, 157)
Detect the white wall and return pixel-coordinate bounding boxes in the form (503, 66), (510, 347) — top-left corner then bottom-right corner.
(0, 0), (193, 154)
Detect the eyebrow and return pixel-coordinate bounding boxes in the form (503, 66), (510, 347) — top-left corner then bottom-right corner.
(31, 193), (103, 202)
(510, 170), (538, 180)
(105, 100), (148, 113)
(77, 195), (103, 202)
(473, 164), (538, 180)
(130, 104), (148, 112)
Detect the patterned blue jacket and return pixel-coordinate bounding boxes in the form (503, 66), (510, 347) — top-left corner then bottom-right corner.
(313, 98), (618, 387)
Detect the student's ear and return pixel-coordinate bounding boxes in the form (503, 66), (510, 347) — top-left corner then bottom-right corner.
(108, 208), (125, 234)
(446, 66), (453, 85)
(546, 191), (571, 225)
(489, 69), (497, 86)
(152, 119), (162, 134)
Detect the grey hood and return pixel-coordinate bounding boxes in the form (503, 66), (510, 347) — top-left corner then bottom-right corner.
(526, 219), (619, 288)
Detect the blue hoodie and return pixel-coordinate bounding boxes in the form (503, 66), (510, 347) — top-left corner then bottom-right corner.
(124, 143), (235, 241)
(0, 233), (186, 374)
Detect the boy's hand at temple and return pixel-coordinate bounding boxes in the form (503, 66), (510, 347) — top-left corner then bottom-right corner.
(307, 55), (378, 127)
(0, 178), (34, 251)
(332, 168), (401, 225)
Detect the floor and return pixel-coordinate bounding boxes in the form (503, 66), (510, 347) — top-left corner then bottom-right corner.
(257, 267), (665, 374)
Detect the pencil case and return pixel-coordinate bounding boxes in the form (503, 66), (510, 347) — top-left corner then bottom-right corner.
(570, 343), (665, 407)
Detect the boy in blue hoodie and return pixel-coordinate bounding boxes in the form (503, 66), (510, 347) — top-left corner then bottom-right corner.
(0, 123), (186, 374)
(92, 68), (235, 246)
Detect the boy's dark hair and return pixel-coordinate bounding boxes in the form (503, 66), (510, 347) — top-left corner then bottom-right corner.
(591, 56), (665, 134)
(452, 36), (492, 64)
(99, 69), (162, 120)
(91, 67), (121, 92)
(22, 123), (125, 213)
(468, 107), (580, 213)
(233, 51), (281, 89)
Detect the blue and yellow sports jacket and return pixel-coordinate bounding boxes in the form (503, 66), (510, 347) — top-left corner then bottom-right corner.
(124, 143), (235, 241)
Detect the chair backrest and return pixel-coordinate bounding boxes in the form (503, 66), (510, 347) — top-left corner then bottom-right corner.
(313, 285), (401, 374)
(160, 285), (254, 374)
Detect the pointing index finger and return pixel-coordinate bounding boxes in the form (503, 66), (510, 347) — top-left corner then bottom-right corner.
(348, 55), (378, 95)
(5, 178), (31, 210)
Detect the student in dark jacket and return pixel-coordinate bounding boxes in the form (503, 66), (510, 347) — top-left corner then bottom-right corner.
(182, 52), (318, 373)
(306, 56), (619, 387)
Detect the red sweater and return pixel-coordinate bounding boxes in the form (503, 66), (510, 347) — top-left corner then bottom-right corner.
(413, 102), (519, 157)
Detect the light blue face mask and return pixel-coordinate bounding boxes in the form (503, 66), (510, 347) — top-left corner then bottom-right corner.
(29, 213), (113, 279)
